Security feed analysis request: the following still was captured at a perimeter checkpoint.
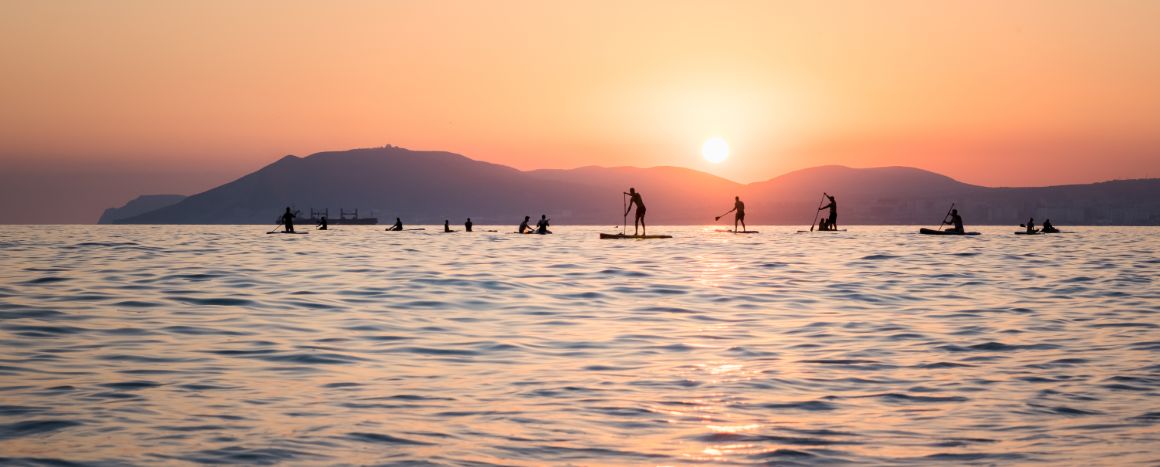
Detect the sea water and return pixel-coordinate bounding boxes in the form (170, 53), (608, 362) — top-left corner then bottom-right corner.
(0, 225), (1156, 465)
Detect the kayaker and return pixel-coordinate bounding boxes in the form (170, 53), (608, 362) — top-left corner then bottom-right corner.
(624, 187), (647, 236)
(536, 214), (551, 234)
(943, 209), (965, 234)
(1042, 219), (1057, 233)
(519, 216), (531, 234)
(818, 193), (837, 231)
(280, 207), (295, 233)
(1025, 217), (1036, 234)
(317, 215), (328, 230)
(387, 217), (403, 231)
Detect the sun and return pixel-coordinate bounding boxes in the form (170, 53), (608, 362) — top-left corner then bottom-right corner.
(702, 137), (729, 164)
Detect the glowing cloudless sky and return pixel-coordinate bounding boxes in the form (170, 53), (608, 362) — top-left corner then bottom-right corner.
(1, 0), (1159, 221)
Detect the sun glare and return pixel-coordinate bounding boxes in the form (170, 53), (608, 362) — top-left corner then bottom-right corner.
(702, 137), (729, 164)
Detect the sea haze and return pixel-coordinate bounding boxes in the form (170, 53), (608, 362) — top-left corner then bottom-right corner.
(0, 225), (1157, 465)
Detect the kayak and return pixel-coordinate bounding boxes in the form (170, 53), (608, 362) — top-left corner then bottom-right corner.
(919, 228), (979, 236)
(267, 231), (308, 235)
(796, 229), (847, 233)
(714, 229), (760, 234)
(600, 233), (672, 239)
(1041, 228), (1061, 234)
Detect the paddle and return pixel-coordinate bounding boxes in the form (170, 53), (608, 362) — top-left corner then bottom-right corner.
(937, 203), (956, 231)
(268, 224), (282, 234)
(713, 209), (731, 222)
(622, 192), (628, 236)
(809, 193), (825, 232)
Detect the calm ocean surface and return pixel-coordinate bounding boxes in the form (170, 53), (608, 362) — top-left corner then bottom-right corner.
(0, 225), (1157, 465)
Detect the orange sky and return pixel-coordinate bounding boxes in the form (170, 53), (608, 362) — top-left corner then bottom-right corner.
(1, 1), (1159, 220)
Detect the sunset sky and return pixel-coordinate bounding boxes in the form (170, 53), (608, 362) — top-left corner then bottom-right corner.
(2, 0), (1159, 222)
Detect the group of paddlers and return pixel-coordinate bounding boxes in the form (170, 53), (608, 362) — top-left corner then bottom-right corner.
(277, 188), (1058, 235)
(383, 215), (551, 234)
(283, 211), (553, 234)
(1022, 217), (1059, 234)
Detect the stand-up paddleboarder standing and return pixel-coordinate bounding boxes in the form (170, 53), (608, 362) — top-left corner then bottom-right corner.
(624, 188), (647, 236)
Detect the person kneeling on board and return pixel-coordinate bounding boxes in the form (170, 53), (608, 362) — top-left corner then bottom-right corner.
(281, 207), (296, 233)
(535, 214), (551, 234)
(387, 217), (403, 231)
(943, 209), (966, 234)
(519, 216), (532, 234)
(1042, 219), (1058, 233)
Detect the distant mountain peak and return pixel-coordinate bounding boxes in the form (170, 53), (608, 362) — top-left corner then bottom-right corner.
(110, 146), (1159, 225)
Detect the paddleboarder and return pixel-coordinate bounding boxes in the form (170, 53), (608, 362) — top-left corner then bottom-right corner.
(535, 214), (551, 234)
(818, 194), (837, 231)
(624, 187), (647, 236)
(519, 216), (532, 234)
(717, 196), (746, 233)
(465, 218), (473, 232)
(943, 209), (965, 234)
(387, 217), (403, 231)
(280, 207), (296, 233)
(317, 215), (327, 230)
(444, 220), (451, 232)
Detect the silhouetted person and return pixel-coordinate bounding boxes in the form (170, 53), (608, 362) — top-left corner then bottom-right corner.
(1026, 217), (1036, 234)
(387, 217), (403, 231)
(943, 209), (965, 233)
(819, 218), (829, 231)
(722, 196), (746, 232)
(465, 218), (473, 232)
(818, 193), (837, 230)
(444, 220), (451, 232)
(1042, 219), (1058, 233)
(624, 187), (646, 235)
(536, 214), (551, 234)
(519, 215), (531, 234)
(317, 215), (328, 230)
(281, 207), (295, 233)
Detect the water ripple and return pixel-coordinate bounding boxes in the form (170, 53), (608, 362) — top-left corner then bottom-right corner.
(0, 225), (1155, 465)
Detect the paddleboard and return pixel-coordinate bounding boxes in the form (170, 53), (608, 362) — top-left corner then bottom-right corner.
(919, 228), (979, 236)
(600, 233), (672, 239)
(714, 229), (759, 234)
(1014, 231), (1042, 235)
(267, 231), (308, 235)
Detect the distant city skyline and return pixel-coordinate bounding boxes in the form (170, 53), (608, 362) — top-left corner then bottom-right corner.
(2, 1), (1158, 223)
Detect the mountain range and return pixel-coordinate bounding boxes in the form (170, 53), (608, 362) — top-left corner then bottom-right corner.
(104, 146), (1160, 225)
